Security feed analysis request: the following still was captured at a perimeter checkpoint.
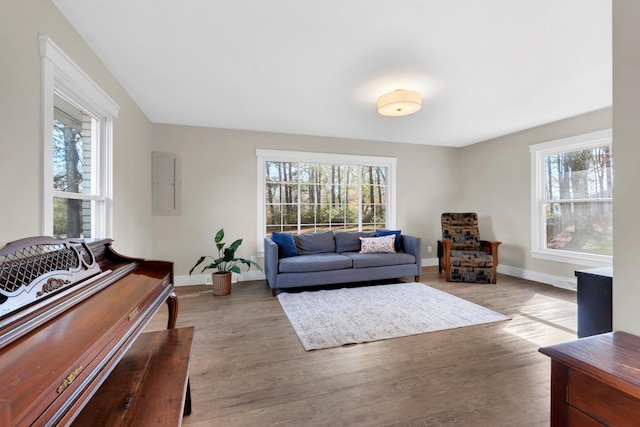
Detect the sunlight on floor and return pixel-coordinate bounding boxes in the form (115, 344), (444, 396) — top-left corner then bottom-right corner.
(504, 293), (577, 347)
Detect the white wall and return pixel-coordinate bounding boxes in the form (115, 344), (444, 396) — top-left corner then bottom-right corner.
(151, 124), (457, 279)
(152, 109), (613, 287)
(612, 1), (640, 334)
(147, 6), (637, 331)
(0, 0), (153, 256)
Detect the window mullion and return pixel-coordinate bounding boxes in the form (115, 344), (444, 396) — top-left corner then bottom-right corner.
(52, 191), (105, 201)
(297, 161), (301, 235)
(545, 198), (613, 204)
(258, 150), (395, 249)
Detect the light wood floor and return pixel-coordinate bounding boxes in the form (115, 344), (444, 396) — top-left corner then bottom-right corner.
(147, 267), (577, 426)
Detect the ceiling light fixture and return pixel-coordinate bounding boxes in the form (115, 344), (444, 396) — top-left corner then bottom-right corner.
(377, 89), (422, 117)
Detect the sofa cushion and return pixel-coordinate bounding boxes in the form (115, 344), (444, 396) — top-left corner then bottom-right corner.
(335, 231), (375, 253)
(294, 231), (336, 254)
(271, 232), (298, 258)
(359, 235), (396, 254)
(343, 252), (417, 269)
(450, 250), (493, 268)
(375, 229), (404, 252)
(279, 253), (352, 273)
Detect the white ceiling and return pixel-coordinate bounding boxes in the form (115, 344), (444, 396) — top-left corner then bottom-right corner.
(52, 0), (611, 148)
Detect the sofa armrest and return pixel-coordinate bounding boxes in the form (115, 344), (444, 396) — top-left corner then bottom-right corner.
(264, 238), (279, 288)
(402, 235), (422, 271)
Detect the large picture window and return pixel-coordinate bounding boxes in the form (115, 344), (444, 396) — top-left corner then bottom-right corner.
(530, 129), (612, 266)
(41, 36), (118, 238)
(257, 150), (396, 254)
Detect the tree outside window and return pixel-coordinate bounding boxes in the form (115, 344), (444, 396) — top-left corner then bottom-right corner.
(264, 160), (390, 236)
(544, 146), (613, 255)
(52, 94), (96, 238)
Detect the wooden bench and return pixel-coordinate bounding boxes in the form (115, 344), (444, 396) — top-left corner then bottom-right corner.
(71, 326), (194, 426)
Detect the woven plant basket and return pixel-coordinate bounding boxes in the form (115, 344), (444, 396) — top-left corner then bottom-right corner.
(211, 272), (232, 296)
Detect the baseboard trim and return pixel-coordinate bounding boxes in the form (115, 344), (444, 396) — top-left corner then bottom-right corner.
(497, 265), (577, 291)
(175, 260), (576, 291)
(176, 270), (265, 286)
(178, 259), (439, 286)
(422, 257), (438, 267)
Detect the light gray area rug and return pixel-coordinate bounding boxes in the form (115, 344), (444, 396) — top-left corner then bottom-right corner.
(277, 282), (509, 351)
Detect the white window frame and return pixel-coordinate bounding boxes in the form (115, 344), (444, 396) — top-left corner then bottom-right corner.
(256, 149), (397, 256)
(40, 35), (119, 238)
(529, 128), (612, 267)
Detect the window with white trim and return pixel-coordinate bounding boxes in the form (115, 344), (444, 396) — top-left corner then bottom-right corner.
(40, 36), (119, 238)
(529, 129), (612, 266)
(256, 150), (396, 254)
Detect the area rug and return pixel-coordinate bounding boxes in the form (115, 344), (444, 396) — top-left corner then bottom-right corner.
(277, 282), (509, 351)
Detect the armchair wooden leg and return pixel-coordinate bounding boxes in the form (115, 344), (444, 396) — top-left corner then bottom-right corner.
(444, 265), (451, 282)
(441, 240), (452, 282)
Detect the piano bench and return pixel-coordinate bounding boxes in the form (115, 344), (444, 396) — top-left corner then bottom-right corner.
(71, 326), (195, 426)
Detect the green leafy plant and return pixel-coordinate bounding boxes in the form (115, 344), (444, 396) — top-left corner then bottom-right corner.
(189, 228), (263, 275)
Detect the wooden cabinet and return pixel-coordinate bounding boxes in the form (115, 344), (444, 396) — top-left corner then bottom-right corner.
(539, 332), (640, 426)
(575, 267), (612, 338)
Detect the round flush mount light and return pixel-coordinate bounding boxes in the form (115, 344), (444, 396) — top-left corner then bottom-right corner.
(377, 89), (422, 116)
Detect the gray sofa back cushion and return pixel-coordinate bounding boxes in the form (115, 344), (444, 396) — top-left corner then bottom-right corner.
(294, 230), (336, 254)
(334, 231), (374, 253)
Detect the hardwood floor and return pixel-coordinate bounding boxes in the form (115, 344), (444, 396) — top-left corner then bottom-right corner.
(146, 267), (577, 426)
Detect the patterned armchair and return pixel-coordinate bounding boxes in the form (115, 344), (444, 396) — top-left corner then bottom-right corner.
(437, 212), (501, 284)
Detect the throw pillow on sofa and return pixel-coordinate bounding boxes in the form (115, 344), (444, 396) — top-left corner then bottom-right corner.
(335, 231), (375, 253)
(375, 229), (403, 252)
(359, 235), (396, 254)
(271, 232), (298, 258)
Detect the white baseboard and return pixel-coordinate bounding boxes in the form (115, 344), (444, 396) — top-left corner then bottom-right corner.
(497, 264), (577, 291)
(422, 257), (438, 267)
(175, 260), (576, 291)
(176, 270), (265, 286)
(178, 258), (438, 286)
(421, 259), (576, 290)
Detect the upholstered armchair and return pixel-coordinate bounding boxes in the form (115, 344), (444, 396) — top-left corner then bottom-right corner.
(437, 212), (501, 284)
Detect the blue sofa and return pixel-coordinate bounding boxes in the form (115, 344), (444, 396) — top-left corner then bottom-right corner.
(264, 230), (422, 296)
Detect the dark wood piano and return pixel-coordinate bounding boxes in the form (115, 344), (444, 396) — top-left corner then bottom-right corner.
(0, 237), (194, 426)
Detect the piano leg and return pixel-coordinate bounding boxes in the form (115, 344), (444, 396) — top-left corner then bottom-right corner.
(184, 380), (192, 416)
(165, 292), (179, 329)
(165, 293), (192, 418)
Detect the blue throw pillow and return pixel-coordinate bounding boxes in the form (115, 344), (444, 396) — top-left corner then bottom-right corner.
(375, 229), (403, 252)
(271, 232), (298, 258)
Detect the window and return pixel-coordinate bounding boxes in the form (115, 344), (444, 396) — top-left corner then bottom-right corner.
(40, 36), (119, 238)
(257, 150), (396, 254)
(529, 129), (612, 266)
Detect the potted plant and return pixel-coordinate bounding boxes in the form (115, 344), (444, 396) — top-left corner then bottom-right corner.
(189, 228), (262, 295)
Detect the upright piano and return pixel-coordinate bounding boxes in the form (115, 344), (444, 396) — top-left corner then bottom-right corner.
(0, 237), (193, 426)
